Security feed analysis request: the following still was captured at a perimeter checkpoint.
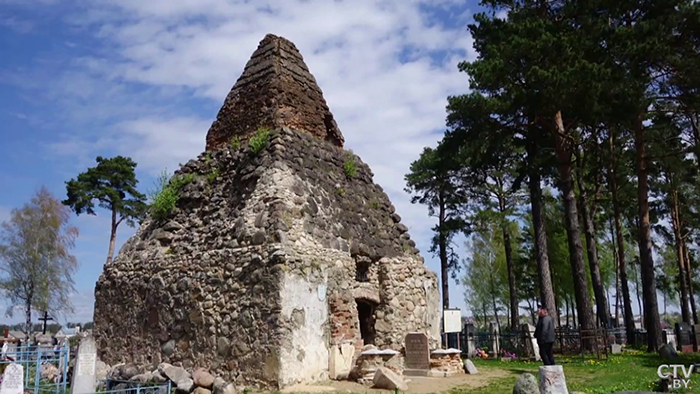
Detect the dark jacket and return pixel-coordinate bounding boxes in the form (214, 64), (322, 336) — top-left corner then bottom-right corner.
(535, 315), (555, 344)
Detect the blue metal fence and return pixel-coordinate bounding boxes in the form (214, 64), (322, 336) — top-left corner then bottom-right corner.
(100, 379), (171, 394)
(1, 341), (70, 394)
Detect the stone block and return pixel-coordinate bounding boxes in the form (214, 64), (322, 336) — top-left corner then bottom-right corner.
(513, 373), (538, 394)
(463, 359), (478, 374)
(372, 367), (408, 391)
(539, 365), (569, 394)
(193, 368), (215, 389)
(659, 343), (680, 361)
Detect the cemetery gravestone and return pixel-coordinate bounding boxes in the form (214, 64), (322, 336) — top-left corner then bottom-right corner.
(489, 323), (500, 356)
(404, 333), (430, 370)
(675, 322), (693, 353)
(71, 337), (97, 394)
(522, 324), (541, 361)
(693, 324), (700, 352)
(663, 329), (677, 350)
(611, 344), (622, 355)
(465, 324), (476, 359)
(0, 363), (23, 394)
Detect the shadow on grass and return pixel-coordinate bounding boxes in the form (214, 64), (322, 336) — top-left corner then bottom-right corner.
(507, 369), (535, 375)
(630, 351), (700, 369)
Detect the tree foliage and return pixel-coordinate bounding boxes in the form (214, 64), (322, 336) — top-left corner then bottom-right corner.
(0, 187), (79, 337)
(63, 156), (146, 264)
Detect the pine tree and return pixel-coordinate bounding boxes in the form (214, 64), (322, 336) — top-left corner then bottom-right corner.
(63, 156), (147, 265)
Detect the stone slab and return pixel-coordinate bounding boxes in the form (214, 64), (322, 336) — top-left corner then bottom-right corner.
(431, 348), (461, 355)
(403, 369), (431, 377)
(359, 349), (399, 356)
(404, 333), (430, 370)
(539, 365), (569, 394)
(611, 344), (622, 354)
(372, 367), (407, 391)
(0, 363), (23, 394)
(522, 323), (541, 361)
(675, 322), (692, 350)
(71, 337), (98, 394)
(463, 359), (478, 374)
(329, 343), (354, 380)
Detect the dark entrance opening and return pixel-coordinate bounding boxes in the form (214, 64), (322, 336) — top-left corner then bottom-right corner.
(355, 260), (370, 282)
(356, 299), (377, 346)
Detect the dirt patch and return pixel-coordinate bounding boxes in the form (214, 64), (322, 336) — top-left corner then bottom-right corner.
(280, 368), (511, 394)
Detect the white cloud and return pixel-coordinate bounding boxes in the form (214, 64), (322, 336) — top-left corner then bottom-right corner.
(36, 0), (477, 311)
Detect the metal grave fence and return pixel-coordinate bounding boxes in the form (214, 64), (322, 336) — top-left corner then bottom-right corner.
(0, 341), (70, 394)
(99, 379), (171, 394)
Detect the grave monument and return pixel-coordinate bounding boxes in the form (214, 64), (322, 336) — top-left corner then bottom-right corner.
(0, 364), (23, 394)
(675, 322), (693, 353)
(522, 323), (541, 361)
(93, 33), (441, 389)
(72, 337), (98, 394)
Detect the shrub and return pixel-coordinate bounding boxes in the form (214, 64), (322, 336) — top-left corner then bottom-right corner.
(150, 171), (196, 221)
(344, 152), (358, 178)
(230, 136), (241, 150)
(249, 127), (271, 154)
(208, 168), (220, 183)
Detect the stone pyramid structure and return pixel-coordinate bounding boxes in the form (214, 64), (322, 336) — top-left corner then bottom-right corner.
(93, 34), (440, 389)
(206, 34), (344, 151)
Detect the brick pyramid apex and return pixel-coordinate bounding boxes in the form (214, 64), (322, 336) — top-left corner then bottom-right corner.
(205, 33), (345, 151)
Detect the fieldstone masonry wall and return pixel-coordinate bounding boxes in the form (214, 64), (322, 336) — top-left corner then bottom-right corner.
(95, 126), (440, 389)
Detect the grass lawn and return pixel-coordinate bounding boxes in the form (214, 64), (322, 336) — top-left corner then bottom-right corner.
(452, 351), (700, 394)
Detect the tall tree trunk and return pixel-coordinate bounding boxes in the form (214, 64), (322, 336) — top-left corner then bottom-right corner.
(24, 296), (32, 342)
(107, 208), (118, 265)
(552, 111), (595, 345)
(565, 298), (570, 327)
(635, 261), (643, 326)
(670, 189), (691, 323)
(633, 113), (662, 351)
(682, 241), (699, 324)
(438, 192), (449, 310)
(527, 148), (558, 323)
(571, 296), (577, 327)
(575, 154), (610, 327)
(498, 194), (519, 330)
(610, 217), (621, 327)
(608, 130), (636, 342)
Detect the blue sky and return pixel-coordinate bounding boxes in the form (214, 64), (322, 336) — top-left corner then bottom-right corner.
(0, 0), (497, 325)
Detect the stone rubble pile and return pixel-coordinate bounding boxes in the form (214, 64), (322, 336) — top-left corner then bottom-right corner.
(349, 345), (403, 386)
(106, 363), (237, 394)
(429, 349), (463, 375)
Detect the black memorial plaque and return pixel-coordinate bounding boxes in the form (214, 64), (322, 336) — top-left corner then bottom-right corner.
(676, 322), (693, 352)
(405, 333), (430, 370)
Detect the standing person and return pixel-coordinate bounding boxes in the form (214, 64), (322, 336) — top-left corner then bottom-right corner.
(534, 305), (556, 365)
